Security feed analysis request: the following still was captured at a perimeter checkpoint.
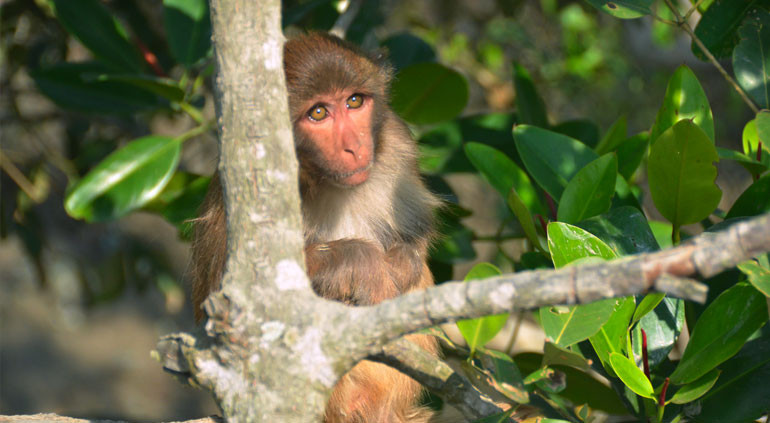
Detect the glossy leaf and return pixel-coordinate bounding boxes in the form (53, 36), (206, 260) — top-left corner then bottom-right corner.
(539, 300), (617, 348)
(726, 173), (770, 219)
(648, 120), (721, 229)
(634, 296), (685, 368)
(65, 136), (181, 221)
(52, 0), (142, 71)
(670, 283), (768, 384)
(32, 63), (166, 114)
(547, 221), (617, 268)
(557, 153), (617, 224)
(742, 114), (770, 171)
(616, 132), (649, 180)
(457, 263), (507, 355)
(691, 0), (759, 60)
(513, 64), (548, 127)
(650, 65), (715, 145)
(464, 142), (543, 215)
(577, 206), (659, 256)
(164, 0), (212, 67)
(738, 261), (770, 297)
(697, 331), (770, 422)
(609, 353), (655, 399)
(595, 115), (627, 154)
(541, 223), (617, 347)
(631, 293), (665, 324)
(588, 296), (635, 377)
(584, 0), (653, 19)
(144, 172), (211, 239)
(733, 8), (770, 108)
(668, 369), (720, 404)
(391, 62), (468, 125)
(514, 124), (598, 201)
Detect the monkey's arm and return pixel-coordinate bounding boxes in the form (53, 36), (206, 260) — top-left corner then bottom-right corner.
(305, 239), (428, 305)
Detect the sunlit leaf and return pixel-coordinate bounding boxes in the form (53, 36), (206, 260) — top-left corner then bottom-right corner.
(609, 353), (655, 399)
(557, 154), (617, 224)
(457, 263), (508, 355)
(733, 8), (770, 108)
(650, 65), (715, 144)
(65, 136), (181, 221)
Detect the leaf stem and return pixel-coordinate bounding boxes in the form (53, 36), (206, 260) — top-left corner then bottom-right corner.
(179, 101), (206, 124)
(661, 0), (760, 114)
(175, 121), (214, 143)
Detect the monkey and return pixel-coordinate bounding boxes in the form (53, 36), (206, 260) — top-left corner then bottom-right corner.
(190, 32), (442, 423)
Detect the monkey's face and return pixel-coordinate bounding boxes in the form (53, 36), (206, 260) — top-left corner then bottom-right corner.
(295, 91), (376, 187)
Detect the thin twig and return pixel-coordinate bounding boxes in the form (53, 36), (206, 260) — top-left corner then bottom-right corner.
(662, 0), (760, 114)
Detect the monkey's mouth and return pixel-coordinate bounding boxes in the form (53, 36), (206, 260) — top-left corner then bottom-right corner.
(332, 161), (373, 186)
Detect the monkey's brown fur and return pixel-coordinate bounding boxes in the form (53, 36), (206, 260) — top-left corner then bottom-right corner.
(191, 33), (441, 423)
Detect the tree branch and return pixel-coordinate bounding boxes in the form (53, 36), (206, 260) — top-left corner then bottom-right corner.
(360, 213), (770, 346)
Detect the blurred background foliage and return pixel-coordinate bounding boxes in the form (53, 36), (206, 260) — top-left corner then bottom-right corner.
(1, 0), (767, 421)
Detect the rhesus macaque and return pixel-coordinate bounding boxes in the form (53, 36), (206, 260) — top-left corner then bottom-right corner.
(190, 33), (441, 423)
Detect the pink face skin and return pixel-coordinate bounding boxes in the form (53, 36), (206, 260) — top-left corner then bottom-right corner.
(297, 91), (375, 187)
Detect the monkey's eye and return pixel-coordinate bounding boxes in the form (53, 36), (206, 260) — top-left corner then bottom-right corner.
(307, 105), (328, 121)
(346, 94), (364, 109)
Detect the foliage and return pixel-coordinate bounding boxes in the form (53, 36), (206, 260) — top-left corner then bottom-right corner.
(4, 0), (770, 421)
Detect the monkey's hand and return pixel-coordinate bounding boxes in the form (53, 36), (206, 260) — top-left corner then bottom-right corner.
(305, 239), (403, 305)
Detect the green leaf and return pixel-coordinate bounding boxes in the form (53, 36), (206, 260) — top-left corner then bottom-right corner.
(96, 74), (185, 102)
(733, 8), (770, 108)
(464, 142), (543, 214)
(670, 283), (768, 384)
(648, 120), (722, 229)
(552, 119), (600, 149)
(381, 33), (436, 72)
(588, 296), (635, 377)
(634, 297), (685, 368)
(577, 206), (659, 256)
(595, 115), (628, 154)
(615, 132), (649, 180)
(547, 221), (617, 269)
(144, 172), (211, 239)
(557, 154), (617, 224)
(542, 341), (591, 371)
(691, 0), (760, 60)
(609, 353), (655, 399)
(650, 65), (715, 144)
(669, 369), (721, 404)
(583, 0), (653, 19)
(632, 293), (665, 324)
(514, 352), (627, 414)
(457, 263), (508, 354)
(742, 114), (770, 171)
(697, 330), (770, 422)
(506, 189), (546, 254)
(476, 348), (529, 403)
(513, 63), (548, 127)
(31, 63), (166, 114)
(513, 125), (598, 201)
(648, 220), (674, 249)
(391, 62), (468, 125)
(164, 0), (212, 67)
(52, 0), (142, 71)
(65, 136), (181, 221)
(539, 299), (617, 348)
(738, 260), (770, 297)
(716, 146), (769, 176)
(418, 112), (518, 174)
(726, 173), (770, 219)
